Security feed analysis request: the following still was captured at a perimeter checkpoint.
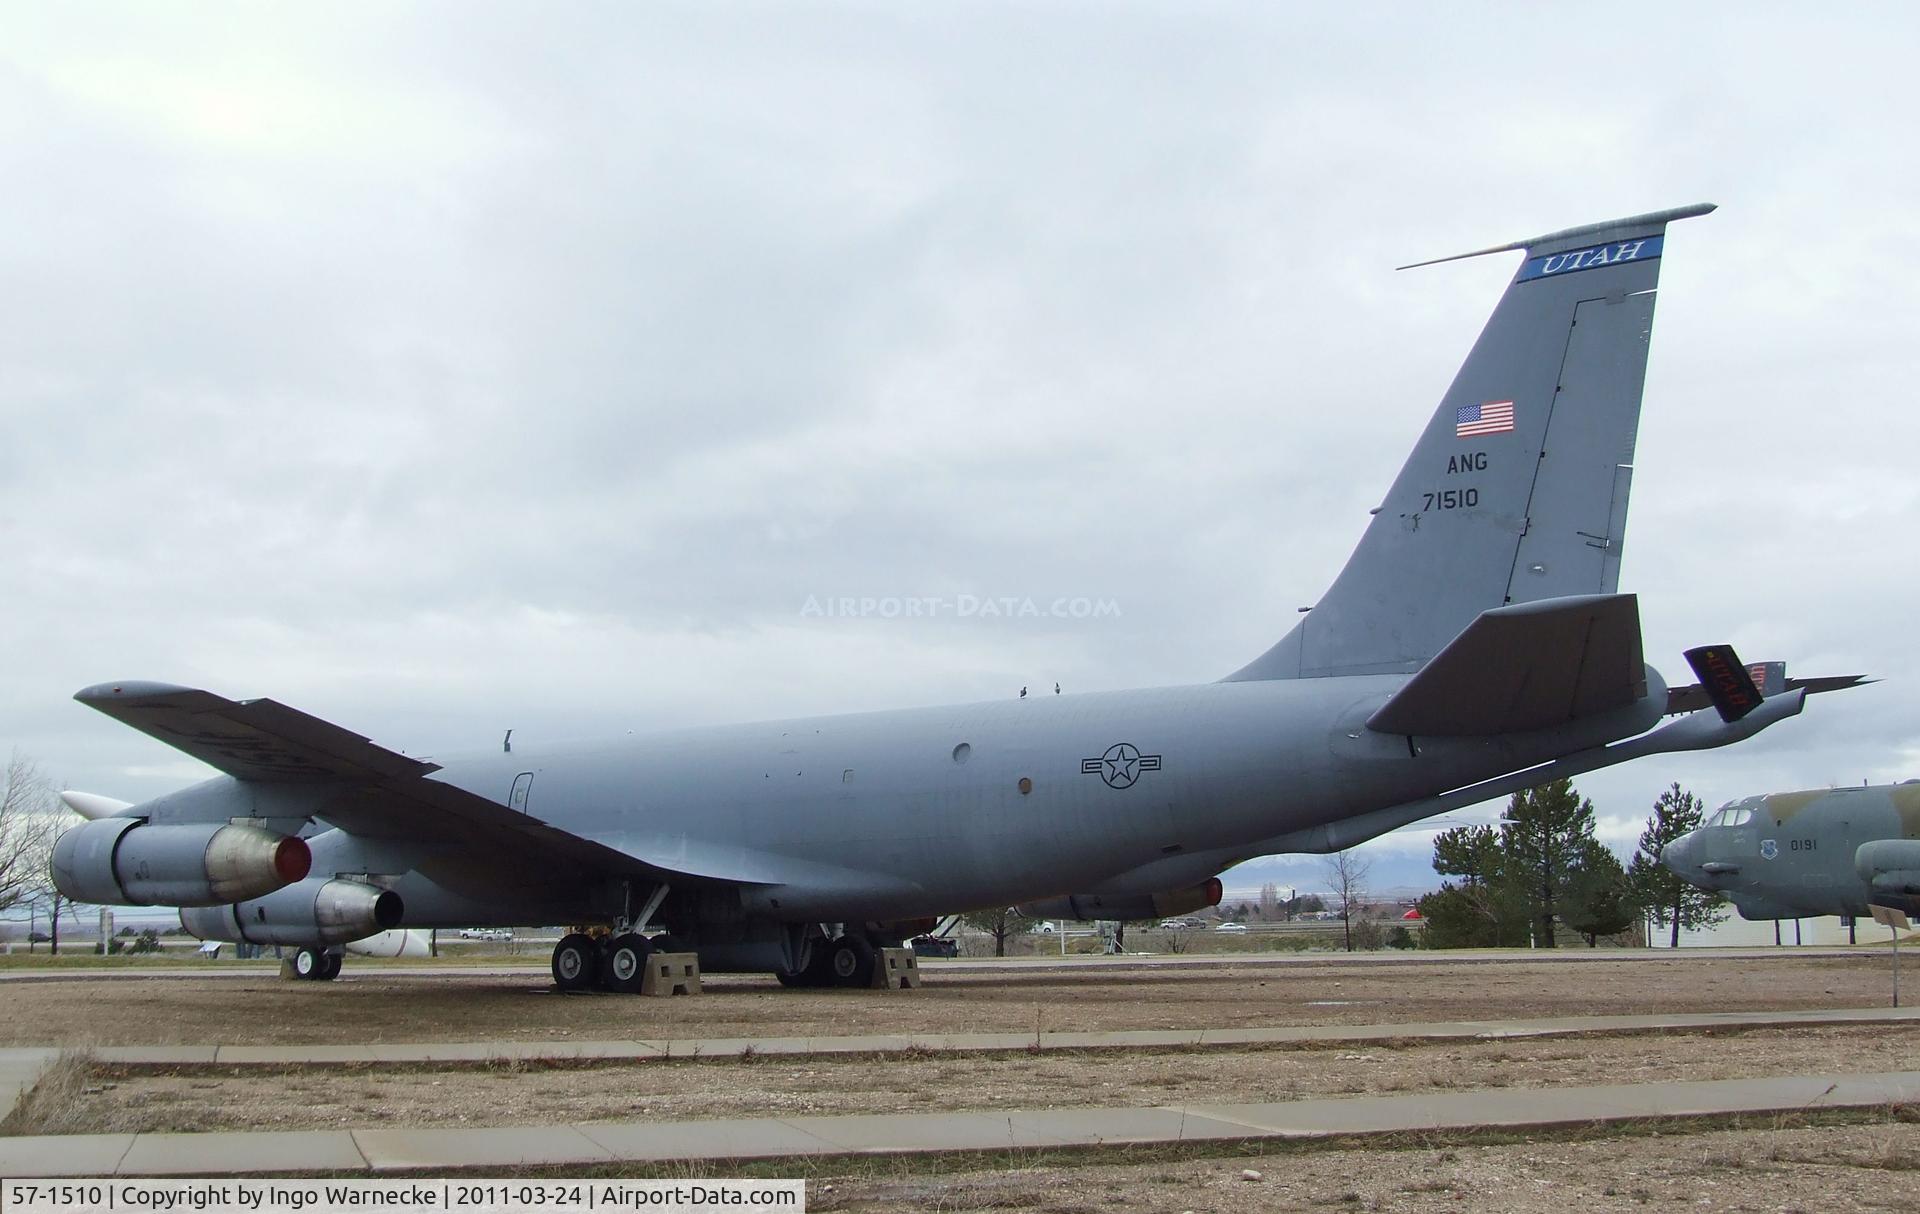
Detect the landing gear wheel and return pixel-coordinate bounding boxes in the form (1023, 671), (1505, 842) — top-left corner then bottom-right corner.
(551, 932), (599, 991)
(291, 947), (326, 980)
(825, 936), (876, 988)
(601, 932), (652, 994)
(317, 951), (343, 981)
(775, 940), (826, 988)
(649, 934), (686, 955)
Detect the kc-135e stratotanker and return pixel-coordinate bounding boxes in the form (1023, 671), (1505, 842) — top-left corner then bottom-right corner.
(52, 205), (1866, 988)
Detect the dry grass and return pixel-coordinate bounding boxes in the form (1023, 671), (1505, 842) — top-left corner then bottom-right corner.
(1, 1051), (109, 1136)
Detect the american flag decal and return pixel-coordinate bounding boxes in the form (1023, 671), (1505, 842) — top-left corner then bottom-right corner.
(1456, 400), (1514, 438)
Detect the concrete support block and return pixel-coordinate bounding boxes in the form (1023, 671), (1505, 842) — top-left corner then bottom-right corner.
(873, 947), (920, 989)
(641, 952), (701, 996)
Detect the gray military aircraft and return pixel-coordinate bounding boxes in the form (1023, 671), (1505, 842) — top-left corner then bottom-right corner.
(50, 204), (1859, 989)
(1663, 783), (1920, 921)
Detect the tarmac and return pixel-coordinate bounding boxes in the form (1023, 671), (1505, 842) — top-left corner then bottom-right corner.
(2, 1007), (1916, 1177)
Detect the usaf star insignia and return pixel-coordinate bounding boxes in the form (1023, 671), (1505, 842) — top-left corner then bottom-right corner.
(1082, 742), (1163, 789)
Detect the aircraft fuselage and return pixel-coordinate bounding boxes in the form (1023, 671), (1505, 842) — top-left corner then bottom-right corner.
(199, 674), (1665, 926)
(1665, 784), (1920, 920)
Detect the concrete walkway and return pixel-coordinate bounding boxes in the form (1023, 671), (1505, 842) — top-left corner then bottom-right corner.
(72, 1005), (1920, 1068)
(3, 1070), (1915, 1177)
(0, 1050), (56, 1125)
(0, 944), (1890, 983)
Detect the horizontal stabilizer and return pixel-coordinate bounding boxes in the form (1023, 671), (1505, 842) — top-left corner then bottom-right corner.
(74, 682), (440, 783)
(1664, 669), (1872, 716)
(1366, 594), (1645, 736)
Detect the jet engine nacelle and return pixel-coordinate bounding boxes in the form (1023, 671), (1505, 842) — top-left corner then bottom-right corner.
(1856, 839), (1920, 896)
(180, 877), (403, 946)
(1017, 877), (1223, 923)
(50, 818), (311, 908)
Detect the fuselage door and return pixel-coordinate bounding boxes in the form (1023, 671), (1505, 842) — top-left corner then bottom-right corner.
(509, 771), (535, 813)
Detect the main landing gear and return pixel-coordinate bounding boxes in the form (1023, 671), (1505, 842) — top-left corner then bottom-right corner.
(776, 934), (876, 989)
(551, 931), (685, 994)
(290, 947), (343, 981)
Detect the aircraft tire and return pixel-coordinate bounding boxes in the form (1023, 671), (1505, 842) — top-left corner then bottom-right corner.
(551, 932), (599, 991)
(648, 934), (686, 955)
(774, 939), (827, 988)
(825, 936), (876, 988)
(291, 947), (326, 980)
(601, 932), (652, 994)
(317, 951), (343, 981)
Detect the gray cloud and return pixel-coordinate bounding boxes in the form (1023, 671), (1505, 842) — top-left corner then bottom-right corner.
(2, 5), (1916, 898)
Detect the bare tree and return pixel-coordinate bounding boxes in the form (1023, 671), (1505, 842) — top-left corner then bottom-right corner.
(2, 753), (60, 918)
(1153, 928), (1193, 954)
(1320, 848), (1373, 952)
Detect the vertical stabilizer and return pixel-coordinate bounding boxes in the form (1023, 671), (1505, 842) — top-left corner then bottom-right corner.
(1228, 204), (1714, 682)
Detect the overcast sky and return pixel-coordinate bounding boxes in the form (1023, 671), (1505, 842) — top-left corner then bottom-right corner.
(3, 4), (1917, 896)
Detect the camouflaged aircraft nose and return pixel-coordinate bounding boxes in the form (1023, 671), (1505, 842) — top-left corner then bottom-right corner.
(1662, 831), (1697, 875)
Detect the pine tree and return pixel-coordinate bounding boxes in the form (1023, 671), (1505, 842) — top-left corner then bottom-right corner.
(1421, 824), (1530, 947)
(1628, 782), (1728, 947)
(1501, 779), (1599, 948)
(1562, 838), (1635, 946)
(1433, 824), (1503, 885)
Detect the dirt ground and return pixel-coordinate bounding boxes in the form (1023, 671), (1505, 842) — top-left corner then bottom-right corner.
(5, 952), (1916, 1210)
(812, 1119), (1920, 1213)
(0, 951), (1894, 1047)
(43, 1024), (1920, 1133)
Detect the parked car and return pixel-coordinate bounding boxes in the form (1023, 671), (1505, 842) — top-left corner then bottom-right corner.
(910, 935), (959, 958)
(1034, 921), (1059, 934)
(458, 928), (513, 941)
(1215, 922), (1248, 933)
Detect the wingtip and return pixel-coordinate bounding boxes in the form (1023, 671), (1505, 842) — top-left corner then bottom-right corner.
(74, 680), (200, 704)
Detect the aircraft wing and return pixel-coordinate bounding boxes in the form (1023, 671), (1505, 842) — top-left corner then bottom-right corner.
(75, 681), (440, 783)
(73, 681), (744, 889)
(1365, 593), (1645, 736)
